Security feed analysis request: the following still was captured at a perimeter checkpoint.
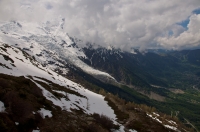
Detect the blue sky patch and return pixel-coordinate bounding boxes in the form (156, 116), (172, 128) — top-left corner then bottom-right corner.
(193, 8), (200, 14)
(177, 18), (189, 29)
(168, 30), (174, 36)
(176, 8), (200, 29)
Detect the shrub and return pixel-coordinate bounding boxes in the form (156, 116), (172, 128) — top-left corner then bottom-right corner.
(0, 78), (9, 89)
(104, 97), (129, 121)
(18, 113), (43, 132)
(2, 91), (33, 122)
(0, 119), (8, 132)
(86, 123), (99, 132)
(92, 113), (119, 131)
(19, 92), (27, 99)
(127, 120), (143, 131)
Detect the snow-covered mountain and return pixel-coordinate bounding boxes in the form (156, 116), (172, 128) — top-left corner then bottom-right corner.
(0, 42), (127, 131)
(0, 20), (194, 131)
(0, 42), (187, 132)
(0, 20), (116, 83)
(0, 42), (116, 118)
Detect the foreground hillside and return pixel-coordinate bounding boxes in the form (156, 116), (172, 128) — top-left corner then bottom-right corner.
(0, 43), (193, 131)
(0, 43), (118, 131)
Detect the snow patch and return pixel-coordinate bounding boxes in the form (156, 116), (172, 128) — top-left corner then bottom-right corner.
(38, 108), (52, 118)
(164, 125), (180, 132)
(129, 129), (137, 132)
(52, 90), (67, 96)
(33, 77), (49, 84)
(153, 112), (160, 116)
(15, 122), (19, 125)
(147, 113), (162, 123)
(0, 101), (6, 112)
(168, 120), (177, 125)
(114, 125), (125, 132)
(32, 129), (40, 132)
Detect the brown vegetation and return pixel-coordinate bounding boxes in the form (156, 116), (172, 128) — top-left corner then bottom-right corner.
(0, 73), (195, 132)
(100, 89), (194, 132)
(0, 74), (121, 132)
(0, 74), (45, 132)
(92, 113), (119, 131)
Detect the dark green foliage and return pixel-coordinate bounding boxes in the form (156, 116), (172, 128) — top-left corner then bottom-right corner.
(67, 67), (151, 104)
(196, 72), (200, 77)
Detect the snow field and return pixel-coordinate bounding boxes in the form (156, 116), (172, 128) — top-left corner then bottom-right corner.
(0, 43), (116, 121)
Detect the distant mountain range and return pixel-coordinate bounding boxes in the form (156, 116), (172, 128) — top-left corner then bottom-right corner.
(82, 44), (200, 89)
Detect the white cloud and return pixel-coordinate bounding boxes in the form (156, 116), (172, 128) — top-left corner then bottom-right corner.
(0, 0), (200, 50)
(157, 14), (200, 50)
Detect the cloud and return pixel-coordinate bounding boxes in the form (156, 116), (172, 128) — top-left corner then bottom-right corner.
(157, 14), (200, 50)
(0, 0), (200, 50)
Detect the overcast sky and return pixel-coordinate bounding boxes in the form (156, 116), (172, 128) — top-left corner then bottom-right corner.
(0, 0), (200, 51)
